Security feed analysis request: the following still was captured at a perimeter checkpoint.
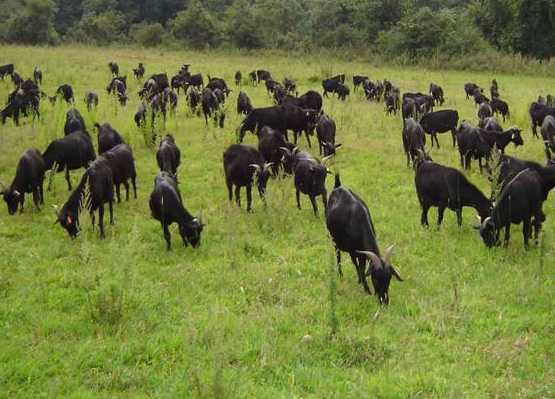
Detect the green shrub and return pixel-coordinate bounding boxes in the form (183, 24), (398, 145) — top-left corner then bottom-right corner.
(130, 23), (165, 47)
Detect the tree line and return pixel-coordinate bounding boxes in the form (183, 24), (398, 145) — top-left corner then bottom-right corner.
(1, 0), (554, 60)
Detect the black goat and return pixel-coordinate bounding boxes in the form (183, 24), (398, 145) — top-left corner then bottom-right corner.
(237, 91), (253, 115)
(43, 131), (96, 191)
(541, 115), (555, 159)
(108, 62), (119, 76)
(235, 71), (242, 86)
(292, 150), (331, 216)
(133, 63), (145, 79)
(156, 135), (181, 176)
(316, 112), (341, 156)
(33, 66), (42, 85)
(415, 158), (491, 227)
(56, 84), (74, 104)
(84, 92), (99, 111)
(64, 108), (87, 136)
(103, 144), (137, 202)
(490, 98), (510, 121)
(455, 122), (490, 171)
(95, 123), (125, 154)
(326, 174), (403, 304)
(402, 118), (426, 168)
(429, 83), (444, 105)
(223, 144), (272, 212)
(420, 110), (459, 148)
(480, 169), (545, 248)
(135, 102), (147, 128)
(1, 148), (45, 214)
(529, 102), (555, 138)
(56, 156), (114, 239)
(257, 126), (293, 175)
(149, 172), (204, 250)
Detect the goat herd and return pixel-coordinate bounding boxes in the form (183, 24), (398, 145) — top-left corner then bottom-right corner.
(1, 60), (554, 306)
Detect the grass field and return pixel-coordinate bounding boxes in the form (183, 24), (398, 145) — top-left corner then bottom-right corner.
(0, 45), (553, 398)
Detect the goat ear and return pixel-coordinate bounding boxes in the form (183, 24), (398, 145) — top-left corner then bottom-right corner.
(391, 266), (403, 281)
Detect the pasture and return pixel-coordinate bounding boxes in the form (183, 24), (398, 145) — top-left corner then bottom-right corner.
(0, 45), (553, 398)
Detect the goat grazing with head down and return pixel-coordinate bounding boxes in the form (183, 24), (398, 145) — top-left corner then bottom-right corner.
(326, 174), (403, 304)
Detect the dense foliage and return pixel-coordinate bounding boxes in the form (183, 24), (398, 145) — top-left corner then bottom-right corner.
(0, 0), (554, 59)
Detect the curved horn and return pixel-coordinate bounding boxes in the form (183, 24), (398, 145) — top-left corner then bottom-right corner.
(383, 244), (395, 264)
(249, 164), (262, 175)
(356, 250), (383, 271)
(263, 162), (274, 171)
(391, 266), (403, 281)
(321, 154), (334, 166)
(279, 147), (291, 157)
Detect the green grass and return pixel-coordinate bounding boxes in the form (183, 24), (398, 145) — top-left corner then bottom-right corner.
(0, 45), (553, 398)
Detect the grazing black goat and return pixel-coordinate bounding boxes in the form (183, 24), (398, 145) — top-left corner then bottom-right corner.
(201, 88), (224, 127)
(134, 102), (147, 128)
(149, 172), (204, 250)
(103, 144), (137, 202)
(480, 169), (545, 248)
(133, 63), (145, 79)
(223, 144), (273, 212)
(64, 108), (87, 136)
(257, 126), (293, 175)
(95, 123), (125, 155)
(33, 66), (42, 85)
(479, 127), (523, 154)
(326, 174), (403, 304)
(43, 131), (96, 191)
(529, 101), (555, 138)
(455, 122), (490, 171)
(56, 156), (114, 239)
(402, 118), (426, 168)
(483, 117), (503, 132)
(316, 112), (341, 156)
(108, 62), (119, 76)
(415, 157), (491, 227)
(56, 84), (74, 104)
(156, 135), (181, 176)
(420, 110), (459, 148)
(490, 98), (510, 121)
(291, 149), (331, 216)
(541, 115), (555, 159)
(237, 91), (253, 115)
(84, 92), (99, 111)
(477, 102), (493, 125)
(187, 87), (201, 115)
(1, 148), (45, 214)
(235, 71), (242, 86)
(495, 155), (555, 199)
(353, 75), (368, 92)
(429, 83), (444, 105)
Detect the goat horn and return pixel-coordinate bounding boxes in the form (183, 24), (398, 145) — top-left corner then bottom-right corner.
(249, 164), (262, 174)
(356, 250), (383, 271)
(321, 154), (334, 165)
(384, 245), (395, 264)
(263, 162), (274, 171)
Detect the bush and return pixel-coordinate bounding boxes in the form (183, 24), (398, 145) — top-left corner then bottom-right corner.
(5, 0), (58, 45)
(68, 11), (126, 45)
(170, 0), (220, 49)
(130, 23), (165, 47)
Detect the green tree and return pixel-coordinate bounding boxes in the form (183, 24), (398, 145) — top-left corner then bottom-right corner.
(225, 0), (263, 48)
(69, 11), (126, 44)
(130, 22), (165, 47)
(171, 0), (220, 48)
(6, 0), (58, 45)
(517, 0), (555, 59)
